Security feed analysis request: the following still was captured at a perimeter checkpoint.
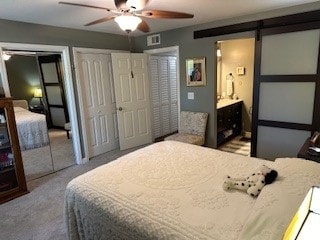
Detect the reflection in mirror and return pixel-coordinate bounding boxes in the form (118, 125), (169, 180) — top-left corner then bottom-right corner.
(3, 53), (75, 181)
(20, 140), (53, 181)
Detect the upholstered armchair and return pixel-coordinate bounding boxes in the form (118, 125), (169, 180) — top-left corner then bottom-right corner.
(164, 111), (208, 145)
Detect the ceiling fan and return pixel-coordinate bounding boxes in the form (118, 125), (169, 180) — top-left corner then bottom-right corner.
(59, 0), (194, 33)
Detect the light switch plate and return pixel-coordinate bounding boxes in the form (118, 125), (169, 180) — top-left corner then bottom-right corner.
(188, 92), (194, 100)
(236, 67), (245, 75)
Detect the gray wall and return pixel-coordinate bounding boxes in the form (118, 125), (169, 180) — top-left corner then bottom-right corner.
(219, 39), (255, 133)
(0, 19), (129, 50)
(134, 2), (320, 148)
(1, 2), (319, 150)
(0, 19), (130, 158)
(5, 55), (41, 104)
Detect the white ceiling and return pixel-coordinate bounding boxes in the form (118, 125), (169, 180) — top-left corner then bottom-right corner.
(0, 0), (319, 36)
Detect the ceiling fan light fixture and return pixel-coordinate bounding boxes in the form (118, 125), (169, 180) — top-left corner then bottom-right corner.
(115, 15), (142, 32)
(126, 0), (148, 10)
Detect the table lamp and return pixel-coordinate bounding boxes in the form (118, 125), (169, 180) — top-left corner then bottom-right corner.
(34, 88), (43, 106)
(283, 185), (320, 240)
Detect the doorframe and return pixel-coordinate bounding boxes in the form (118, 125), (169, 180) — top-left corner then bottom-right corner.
(72, 47), (127, 162)
(0, 42), (82, 164)
(143, 46), (180, 141)
(213, 32), (256, 149)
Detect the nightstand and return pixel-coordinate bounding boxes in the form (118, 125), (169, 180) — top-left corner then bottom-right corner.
(297, 137), (320, 163)
(29, 105), (45, 114)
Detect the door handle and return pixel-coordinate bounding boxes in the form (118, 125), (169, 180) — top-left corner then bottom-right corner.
(117, 107), (123, 111)
(97, 110), (101, 113)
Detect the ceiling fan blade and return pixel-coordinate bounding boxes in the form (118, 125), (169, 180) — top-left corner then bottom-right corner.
(85, 16), (116, 26)
(59, 1), (111, 11)
(137, 19), (150, 32)
(114, 0), (127, 9)
(141, 10), (193, 19)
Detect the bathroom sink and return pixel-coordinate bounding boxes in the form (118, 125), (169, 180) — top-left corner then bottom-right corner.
(217, 99), (242, 109)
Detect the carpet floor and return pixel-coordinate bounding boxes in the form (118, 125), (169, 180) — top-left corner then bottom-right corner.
(22, 129), (75, 181)
(0, 145), (146, 240)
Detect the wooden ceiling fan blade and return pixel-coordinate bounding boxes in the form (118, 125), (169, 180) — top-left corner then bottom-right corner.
(59, 1), (111, 11)
(141, 10), (194, 19)
(85, 16), (116, 26)
(137, 19), (150, 33)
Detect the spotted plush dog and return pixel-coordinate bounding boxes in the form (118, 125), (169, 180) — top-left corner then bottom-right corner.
(222, 165), (278, 197)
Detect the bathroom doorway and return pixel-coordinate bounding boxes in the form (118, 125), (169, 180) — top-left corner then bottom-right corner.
(216, 38), (255, 156)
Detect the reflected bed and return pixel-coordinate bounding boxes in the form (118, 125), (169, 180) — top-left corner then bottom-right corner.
(13, 100), (49, 151)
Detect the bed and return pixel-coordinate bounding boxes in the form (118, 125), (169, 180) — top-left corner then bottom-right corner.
(13, 100), (49, 151)
(64, 141), (320, 240)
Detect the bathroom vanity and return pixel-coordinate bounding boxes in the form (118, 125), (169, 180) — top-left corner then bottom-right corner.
(217, 99), (242, 146)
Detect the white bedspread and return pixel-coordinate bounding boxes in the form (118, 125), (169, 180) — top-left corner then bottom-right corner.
(14, 107), (49, 151)
(64, 141), (320, 240)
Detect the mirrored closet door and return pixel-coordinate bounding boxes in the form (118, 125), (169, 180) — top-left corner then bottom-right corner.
(3, 51), (75, 181)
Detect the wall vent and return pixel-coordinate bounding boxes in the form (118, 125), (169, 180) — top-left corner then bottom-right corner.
(147, 34), (161, 46)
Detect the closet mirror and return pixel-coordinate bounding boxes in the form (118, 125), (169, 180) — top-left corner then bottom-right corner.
(3, 51), (75, 181)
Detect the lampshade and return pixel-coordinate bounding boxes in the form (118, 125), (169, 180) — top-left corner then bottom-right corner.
(115, 15), (142, 32)
(283, 186), (320, 240)
(34, 88), (43, 98)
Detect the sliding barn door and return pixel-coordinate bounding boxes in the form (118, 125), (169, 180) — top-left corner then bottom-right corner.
(252, 25), (320, 160)
(38, 55), (69, 129)
(150, 55), (178, 139)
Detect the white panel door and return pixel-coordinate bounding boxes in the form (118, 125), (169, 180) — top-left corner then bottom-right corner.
(77, 53), (118, 157)
(111, 53), (152, 150)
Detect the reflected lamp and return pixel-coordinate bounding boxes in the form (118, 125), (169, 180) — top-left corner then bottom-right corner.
(283, 186), (320, 240)
(34, 88), (42, 98)
(34, 88), (43, 106)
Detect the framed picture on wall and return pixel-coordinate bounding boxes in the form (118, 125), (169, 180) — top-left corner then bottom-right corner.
(186, 57), (206, 87)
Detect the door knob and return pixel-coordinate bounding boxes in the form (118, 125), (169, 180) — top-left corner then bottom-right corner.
(117, 107), (123, 111)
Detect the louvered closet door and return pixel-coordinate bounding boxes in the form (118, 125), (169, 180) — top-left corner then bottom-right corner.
(150, 56), (178, 139)
(252, 25), (320, 160)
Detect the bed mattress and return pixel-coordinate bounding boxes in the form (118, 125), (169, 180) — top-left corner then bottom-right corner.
(65, 141), (320, 240)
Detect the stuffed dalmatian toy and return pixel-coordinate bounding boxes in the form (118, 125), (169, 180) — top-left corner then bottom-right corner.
(222, 165), (278, 197)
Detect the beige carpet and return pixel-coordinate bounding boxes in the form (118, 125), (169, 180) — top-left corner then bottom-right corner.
(0, 144), (147, 240)
(22, 129), (75, 181)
